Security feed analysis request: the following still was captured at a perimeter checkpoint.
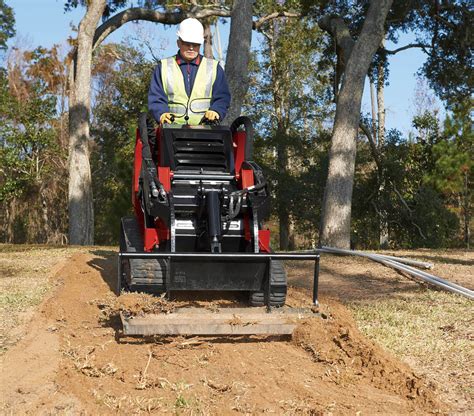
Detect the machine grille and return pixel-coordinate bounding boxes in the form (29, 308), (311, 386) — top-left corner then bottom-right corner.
(173, 136), (228, 171)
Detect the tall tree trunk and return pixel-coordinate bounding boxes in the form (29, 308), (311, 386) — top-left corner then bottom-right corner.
(267, 18), (294, 251)
(214, 22), (223, 62)
(224, 0), (253, 123)
(463, 172), (470, 249)
(40, 185), (50, 243)
(5, 199), (14, 243)
(319, 0), (393, 248)
(276, 133), (292, 250)
(370, 80), (377, 141)
(376, 56), (389, 248)
(377, 59), (386, 147)
(203, 23), (213, 58)
(68, 0), (106, 245)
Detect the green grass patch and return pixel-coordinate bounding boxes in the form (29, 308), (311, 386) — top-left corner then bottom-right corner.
(0, 284), (51, 311)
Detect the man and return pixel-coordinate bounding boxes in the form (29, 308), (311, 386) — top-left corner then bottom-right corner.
(148, 18), (231, 125)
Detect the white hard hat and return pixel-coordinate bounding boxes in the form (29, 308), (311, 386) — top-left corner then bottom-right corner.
(176, 18), (204, 44)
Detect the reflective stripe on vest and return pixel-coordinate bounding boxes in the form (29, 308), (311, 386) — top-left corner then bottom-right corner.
(161, 56), (218, 125)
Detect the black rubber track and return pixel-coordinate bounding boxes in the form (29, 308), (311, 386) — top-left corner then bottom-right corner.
(120, 216), (167, 293)
(249, 260), (287, 307)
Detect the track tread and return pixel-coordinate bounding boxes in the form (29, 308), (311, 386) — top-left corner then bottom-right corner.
(121, 216), (166, 292)
(249, 260), (287, 307)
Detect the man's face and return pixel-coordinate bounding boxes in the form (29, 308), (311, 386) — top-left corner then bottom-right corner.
(177, 39), (201, 62)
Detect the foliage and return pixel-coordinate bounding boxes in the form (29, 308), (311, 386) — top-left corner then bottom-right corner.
(428, 100), (473, 196)
(351, 108), (467, 249)
(0, 47), (68, 243)
(427, 99), (473, 246)
(63, 0), (232, 18)
(0, 0), (15, 53)
(245, 13), (334, 248)
(91, 43), (155, 244)
(301, 1), (473, 104)
(1, 1), (469, 249)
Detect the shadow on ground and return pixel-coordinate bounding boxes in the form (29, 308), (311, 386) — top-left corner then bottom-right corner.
(88, 249), (118, 294)
(286, 261), (428, 303)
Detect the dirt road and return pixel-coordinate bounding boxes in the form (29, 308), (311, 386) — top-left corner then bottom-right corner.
(1, 248), (470, 415)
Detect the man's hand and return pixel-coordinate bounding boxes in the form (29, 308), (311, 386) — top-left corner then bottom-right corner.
(204, 110), (219, 121)
(160, 113), (174, 124)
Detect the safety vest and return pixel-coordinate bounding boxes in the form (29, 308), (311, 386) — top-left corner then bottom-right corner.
(161, 56), (218, 125)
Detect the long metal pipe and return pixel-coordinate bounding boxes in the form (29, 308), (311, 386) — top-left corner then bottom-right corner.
(321, 247), (460, 290)
(319, 246), (473, 300)
(368, 253), (433, 269)
(319, 247), (433, 269)
(382, 259), (474, 299)
(119, 252), (320, 260)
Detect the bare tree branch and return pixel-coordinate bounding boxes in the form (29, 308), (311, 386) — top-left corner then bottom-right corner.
(93, 7), (301, 51)
(359, 121), (382, 170)
(318, 15), (355, 95)
(260, 28), (273, 42)
(93, 7), (232, 50)
(253, 12), (300, 30)
(384, 43), (431, 54)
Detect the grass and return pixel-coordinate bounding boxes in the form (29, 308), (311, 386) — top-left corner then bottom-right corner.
(349, 289), (473, 409)
(0, 245), (82, 354)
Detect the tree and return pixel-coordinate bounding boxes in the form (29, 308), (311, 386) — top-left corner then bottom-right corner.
(67, 0), (106, 245)
(319, 0), (393, 248)
(428, 100), (473, 248)
(0, 0), (15, 53)
(225, 0), (253, 123)
(90, 43), (155, 244)
(302, 0), (471, 248)
(1, 46), (68, 243)
(67, 1), (233, 244)
(245, 10), (333, 249)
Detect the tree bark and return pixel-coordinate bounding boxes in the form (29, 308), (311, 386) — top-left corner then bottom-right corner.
(203, 23), (213, 58)
(463, 171), (470, 249)
(68, 0), (106, 245)
(319, 0), (393, 248)
(376, 54), (389, 248)
(370, 80), (377, 140)
(267, 17), (294, 251)
(376, 56), (386, 147)
(224, 0), (253, 124)
(276, 133), (292, 250)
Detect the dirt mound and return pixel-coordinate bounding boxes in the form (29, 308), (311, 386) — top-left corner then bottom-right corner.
(1, 252), (447, 415)
(293, 293), (438, 409)
(97, 292), (176, 318)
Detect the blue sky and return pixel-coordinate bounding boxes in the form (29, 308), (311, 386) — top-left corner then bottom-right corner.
(6, 0), (439, 135)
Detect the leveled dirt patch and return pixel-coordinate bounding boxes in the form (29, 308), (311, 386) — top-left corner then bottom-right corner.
(1, 250), (450, 415)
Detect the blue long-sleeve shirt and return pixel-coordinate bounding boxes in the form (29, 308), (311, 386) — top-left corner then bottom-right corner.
(148, 52), (231, 123)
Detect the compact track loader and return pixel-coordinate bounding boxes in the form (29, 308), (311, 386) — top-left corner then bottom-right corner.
(118, 112), (320, 336)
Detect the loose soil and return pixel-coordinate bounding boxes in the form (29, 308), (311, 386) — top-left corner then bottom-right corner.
(1, 248), (471, 415)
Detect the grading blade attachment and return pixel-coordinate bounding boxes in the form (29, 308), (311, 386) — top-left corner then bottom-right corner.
(121, 307), (317, 336)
